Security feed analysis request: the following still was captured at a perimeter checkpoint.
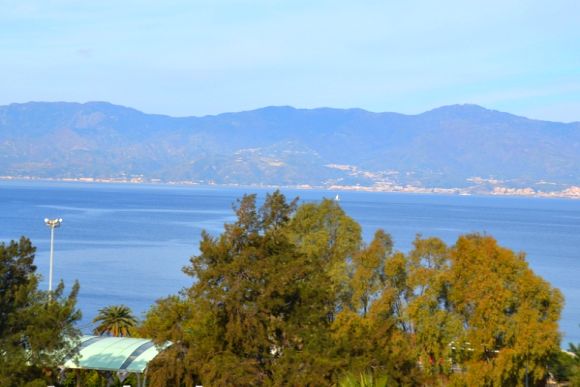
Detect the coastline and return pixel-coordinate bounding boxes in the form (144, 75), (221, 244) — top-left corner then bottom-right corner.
(1, 175), (579, 200)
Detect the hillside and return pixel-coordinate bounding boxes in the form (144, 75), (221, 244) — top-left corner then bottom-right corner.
(1, 101), (579, 194)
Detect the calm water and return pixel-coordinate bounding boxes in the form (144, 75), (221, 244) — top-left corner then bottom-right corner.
(1, 181), (578, 344)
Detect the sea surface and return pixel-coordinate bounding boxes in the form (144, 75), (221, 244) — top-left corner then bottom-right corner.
(1, 180), (578, 344)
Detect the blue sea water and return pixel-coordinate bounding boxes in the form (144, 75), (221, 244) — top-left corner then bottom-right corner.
(0, 180), (578, 344)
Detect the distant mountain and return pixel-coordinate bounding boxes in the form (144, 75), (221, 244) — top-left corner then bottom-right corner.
(1, 101), (579, 193)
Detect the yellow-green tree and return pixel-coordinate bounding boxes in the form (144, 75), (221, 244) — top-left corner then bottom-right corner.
(351, 230), (392, 317)
(406, 236), (461, 383)
(332, 230), (422, 385)
(447, 234), (563, 386)
(288, 198), (362, 315)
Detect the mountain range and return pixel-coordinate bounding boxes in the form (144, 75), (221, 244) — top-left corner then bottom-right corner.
(1, 101), (579, 194)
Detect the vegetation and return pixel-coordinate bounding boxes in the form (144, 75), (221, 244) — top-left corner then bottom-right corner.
(0, 237), (81, 386)
(548, 342), (580, 385)
(338, 371), (391, 387)
(139, 191), (564, 386)
(57, 306), (140, 387)
(92, 304), (137, 337)
(0, 193), (570, 386)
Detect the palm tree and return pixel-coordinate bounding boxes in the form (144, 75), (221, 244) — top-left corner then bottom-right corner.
(338, 371), (390, 387)
(92, 305), (137, 337)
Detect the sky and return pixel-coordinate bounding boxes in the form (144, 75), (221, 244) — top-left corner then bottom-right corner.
(1, 0), (579, 121)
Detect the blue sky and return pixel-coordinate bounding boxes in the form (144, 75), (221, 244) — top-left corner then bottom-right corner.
(1, 0), (579, 121)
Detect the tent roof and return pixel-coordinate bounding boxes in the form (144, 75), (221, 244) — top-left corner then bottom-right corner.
(62, 335), (171, 373)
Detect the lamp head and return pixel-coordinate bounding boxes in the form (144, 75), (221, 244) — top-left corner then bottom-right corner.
(44, 218), (63, 228)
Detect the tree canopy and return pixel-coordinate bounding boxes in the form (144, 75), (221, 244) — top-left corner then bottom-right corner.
(93, 304), (138, 337)
(0, 237), (81, 386)
(140, 191), (564, 386)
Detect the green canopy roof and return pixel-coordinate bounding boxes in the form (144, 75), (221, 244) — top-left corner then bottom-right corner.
(63, 335), (171, 374)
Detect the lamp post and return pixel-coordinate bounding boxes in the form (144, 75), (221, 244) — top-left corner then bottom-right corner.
(44, 218), (63, 295)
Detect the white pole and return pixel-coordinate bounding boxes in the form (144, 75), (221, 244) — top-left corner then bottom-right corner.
(49, 225), (55, 294)
(45, 217), (62, 300)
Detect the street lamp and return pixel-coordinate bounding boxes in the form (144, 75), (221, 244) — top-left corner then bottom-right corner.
(44, 217), (63, 295)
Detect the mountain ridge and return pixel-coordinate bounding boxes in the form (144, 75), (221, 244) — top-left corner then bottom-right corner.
(1, 101), (578, 196)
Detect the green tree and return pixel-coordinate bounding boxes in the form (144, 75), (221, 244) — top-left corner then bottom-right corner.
(546, 342), (580, 385)
(350, 230), (392, 317)
(331, 233), (423, 386)
(0, 237), (81, 386)
(338, 370), (391, 387)
(288, 198), (362, 315)
(406, 236), (461, 383)
(568, 343), (580, 386)
(146, 191), (339, 385)
(93, 305), (137, 337)
(138, 296), (199, 387)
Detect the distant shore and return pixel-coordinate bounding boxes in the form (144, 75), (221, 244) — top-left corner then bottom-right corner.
(1, 175), (579, 200)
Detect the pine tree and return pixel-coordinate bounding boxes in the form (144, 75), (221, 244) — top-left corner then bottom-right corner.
(0, 237), (81, 386)
(146, 191), (340, 385)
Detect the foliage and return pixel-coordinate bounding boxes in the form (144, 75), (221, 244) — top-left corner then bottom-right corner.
(447, 234), (563, 386)
(141, 192), (564, 386)
(0, 237), (81, 386)
(138, 296), (200, 387)
(547, 342), (580, 385)
(398, 236), (460, 384)
(92, 304), (137, 337)
(60, 369), (140, 387)
(337, 370), (391, 387)
(180, 191), (338, 385)
(287, 198), (362, 314)
(569, 342), (580, 386)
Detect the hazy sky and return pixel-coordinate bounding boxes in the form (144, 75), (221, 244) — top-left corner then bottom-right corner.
(1, 0), (579, 121)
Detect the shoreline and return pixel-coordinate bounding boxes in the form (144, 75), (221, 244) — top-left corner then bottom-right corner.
(1, 175), (579, 200)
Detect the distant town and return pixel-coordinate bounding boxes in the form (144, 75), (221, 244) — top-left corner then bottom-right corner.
(2, 175), (579, 200)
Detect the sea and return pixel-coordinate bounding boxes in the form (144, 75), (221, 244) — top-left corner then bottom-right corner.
(0, 180), (578, 345)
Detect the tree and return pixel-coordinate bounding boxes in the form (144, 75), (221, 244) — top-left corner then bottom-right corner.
(0, 237), (81, 386)
(350, 230), (392, 317)
(138, 296), (199, 387)
(337, 370), (391, 387)
(145, 191), (339, 385)
(566, 342), (580, 386)
(287, 198), (362, 315)
(141, 193), (564, 386)
(331, 232), (423, 386)
(447, 234), (563, 386)
(93, 305), (137, 337)
(405, 236), (461, 383)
